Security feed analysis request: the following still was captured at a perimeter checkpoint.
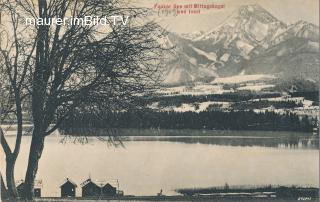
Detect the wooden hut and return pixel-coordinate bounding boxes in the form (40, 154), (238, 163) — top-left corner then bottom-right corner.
(16, 181), (41, 197)
(81, 178), (101, 197)
(60, 178), (77, 197)
(101, 183), (116, 197)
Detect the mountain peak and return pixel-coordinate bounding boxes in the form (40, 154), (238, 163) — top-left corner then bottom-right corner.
(238, 4), (264, 12)
(195, 4), (285, 43)
(280, 20), (320, 42)
(292, 20), (318, 28)
(234, 4), (280, 24)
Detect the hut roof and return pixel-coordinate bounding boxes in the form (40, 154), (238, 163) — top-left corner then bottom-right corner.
(60, 178), (77, 188)
(16, 180), (42, 188)
(96, 179), (118, 188)
(80, 178), (101, 188)
(103, 183), (115, 188)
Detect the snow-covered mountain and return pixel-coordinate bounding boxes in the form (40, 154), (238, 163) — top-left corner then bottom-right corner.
(163, 33), (219, 85)
(271, 20), (319, 45)
(162, 4), (319, 86)
(195, 4), (287, 50)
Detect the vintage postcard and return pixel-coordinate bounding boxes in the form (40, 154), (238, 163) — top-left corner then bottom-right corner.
(0, 0), (319, 201)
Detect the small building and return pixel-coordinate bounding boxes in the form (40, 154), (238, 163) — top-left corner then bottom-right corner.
(81, 178), (101, 197)
(102, 183), (116, 197)
(60, 178), (77, 197)
(16, 181), (41, 197)
(117, 190), (124, 196)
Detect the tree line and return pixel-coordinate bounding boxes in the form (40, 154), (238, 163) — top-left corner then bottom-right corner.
(146, 92), (282, 108)
(231, 100), (303, 110)
(61, 110), (317, 132)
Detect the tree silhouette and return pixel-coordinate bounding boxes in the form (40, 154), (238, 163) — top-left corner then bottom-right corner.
(1, 0), (168, 199)
(1, 1), (36, 197)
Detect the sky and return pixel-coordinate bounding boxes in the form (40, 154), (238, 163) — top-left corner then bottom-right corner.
(2, 0), (318, 35)
(135, 0), (319, 33)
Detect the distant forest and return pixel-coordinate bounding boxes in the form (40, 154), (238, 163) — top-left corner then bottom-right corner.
(146, 92), (283, 107)
(143, 91), (318, 108)
(61, 110), (317, 133)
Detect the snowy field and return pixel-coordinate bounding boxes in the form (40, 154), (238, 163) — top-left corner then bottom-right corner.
(154, 74), (319, 118)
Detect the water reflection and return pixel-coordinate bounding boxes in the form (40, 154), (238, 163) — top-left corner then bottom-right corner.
(123, 136), (319, 149)
(62, 129), (319, 149)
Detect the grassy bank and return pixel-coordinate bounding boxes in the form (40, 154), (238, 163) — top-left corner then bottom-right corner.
(2, 195), (319, 202)
(176, 185), (319, 200)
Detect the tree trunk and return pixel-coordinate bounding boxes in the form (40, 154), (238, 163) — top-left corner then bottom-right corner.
(1, 128), (19, 198)
(23, 133), (45, 199)
(5, 155), (18, 198)
(1, 173), (9, 200)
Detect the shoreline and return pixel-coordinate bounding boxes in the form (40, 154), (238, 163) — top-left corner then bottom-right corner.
(60, 128), (317, 137)
(3, 195), (319, 202)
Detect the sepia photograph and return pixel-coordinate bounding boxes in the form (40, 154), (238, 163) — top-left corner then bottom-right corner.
(0, 0), (319, 201)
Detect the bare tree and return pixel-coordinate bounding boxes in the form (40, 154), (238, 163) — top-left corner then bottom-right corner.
(2, 0), (167, 199)
(1, 173), (9, 199)
(0, 1), (36, 198)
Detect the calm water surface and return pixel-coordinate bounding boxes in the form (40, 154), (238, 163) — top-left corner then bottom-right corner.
(1, 131), (319, 197)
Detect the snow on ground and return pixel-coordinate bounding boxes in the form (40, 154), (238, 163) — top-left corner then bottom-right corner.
(157, 86), (187, 96)
(236, 40), (255, 55)
(157, 77), (318, 118)
(251, 96), (319, 118)
(159, 74), (276, 96)
(251, 97), (291, 102)
(291, 107), (319, 118)
(190, 45), (217, 61)
(220, 53), (230, 62)
(302, 99), (314, 107)
(189, 57), (197, 66)
(169, 103), (194, 113)
(162, 101), (231, 113)
(249, 20), (269, 41)
(192, 84), (226, 95)
(157, 84), (233, 96)
(148, 102), (160, 110)
(254, 107), (319, 119)
(243, 96), (319, 118)
(237, 84), (275, 91)
(212, 74), (276, 84)
(308, 41), (319, 50)
(251, 97), (314, 108)
(239, 70), (246, 75)
(196, 101), (230, 112)
(197, 102), (214, 112)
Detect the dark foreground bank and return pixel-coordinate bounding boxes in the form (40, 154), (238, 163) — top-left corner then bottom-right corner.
(3, 185), (318, 202)
(2, 195), (319, 202)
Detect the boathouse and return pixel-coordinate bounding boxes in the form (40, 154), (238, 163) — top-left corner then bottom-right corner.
(102, 183), (116, 197)
(81, 178), (101, 197)
(60, 178), (77, 197)
(16, 181), (41, 197)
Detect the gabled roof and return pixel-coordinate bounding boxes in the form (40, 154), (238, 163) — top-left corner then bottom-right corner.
(16, 180), (42, 188)
(60, 178), (77, 188)
(80, 179), (118, 188)
(96, 179), (118, 188)
(103, 183), (116, 188)
(80, 178), (101, 188)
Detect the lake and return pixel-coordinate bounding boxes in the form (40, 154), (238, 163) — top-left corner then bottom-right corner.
(0, 130), (319, 197)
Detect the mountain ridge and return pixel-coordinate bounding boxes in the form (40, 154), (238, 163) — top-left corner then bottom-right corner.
(162, 4), (319, 86)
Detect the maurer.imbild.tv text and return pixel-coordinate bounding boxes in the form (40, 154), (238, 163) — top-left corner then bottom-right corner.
(25, 15), (130, 26)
